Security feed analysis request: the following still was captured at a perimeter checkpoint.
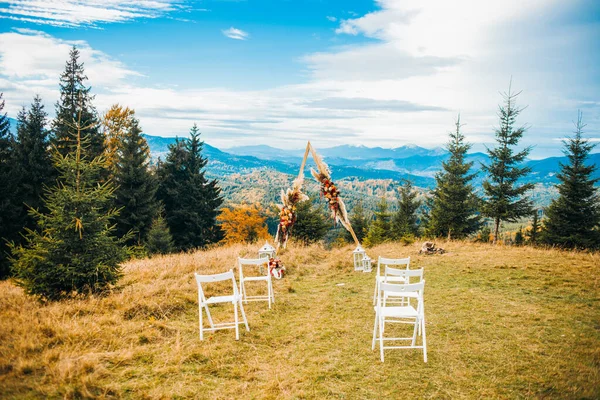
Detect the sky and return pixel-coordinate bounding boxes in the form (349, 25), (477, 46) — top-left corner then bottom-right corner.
(0, 0), (599, 158)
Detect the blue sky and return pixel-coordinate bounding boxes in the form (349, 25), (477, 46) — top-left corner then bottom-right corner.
(0, 0), (599, 158)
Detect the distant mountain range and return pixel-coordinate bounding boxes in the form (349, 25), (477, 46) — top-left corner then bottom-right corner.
(142, 134), (600, 189)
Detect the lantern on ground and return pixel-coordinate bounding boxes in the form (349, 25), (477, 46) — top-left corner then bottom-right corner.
(362, 255), (373, 273)
(258, 242), (276, 260)
(353, 245), (366, 271)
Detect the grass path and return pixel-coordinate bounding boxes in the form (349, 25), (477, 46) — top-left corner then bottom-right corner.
(0, 241), (599, 399)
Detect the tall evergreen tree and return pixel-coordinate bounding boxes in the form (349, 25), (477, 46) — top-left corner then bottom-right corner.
(426, 116), (481, 239)
(11, 114), (127, 301)
(292, 201), (330, 245)
(145, 205), (174, 256)
(344, 200), (369, 243)
(482, 84), (534, 242)
(14, 95), (54, 226)
(113, 114), (158, 245)
(392, 180), (421, 239)
(541, 112), (600, 249)
(52, 46), (104, 160)
(157, 124), (224, 250)
(0, 93), (19, 278)
(526, 210), (541, 244)
(363, 197), (392, 247)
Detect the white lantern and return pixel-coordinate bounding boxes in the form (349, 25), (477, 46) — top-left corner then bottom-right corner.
(353, 245), (366, 271)
(362, 255), (373, 273)
(258, 242), (276, 260)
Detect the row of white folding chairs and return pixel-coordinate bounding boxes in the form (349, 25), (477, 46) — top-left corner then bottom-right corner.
(372, 257), (427, 362)
(194, 257), (274, 341)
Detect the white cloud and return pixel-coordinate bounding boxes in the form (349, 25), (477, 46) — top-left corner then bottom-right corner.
(1, 1), (599, 158)
(0, 0), (183, 28)
(222, 27), (249, 40)
(326, 16), (337, 22)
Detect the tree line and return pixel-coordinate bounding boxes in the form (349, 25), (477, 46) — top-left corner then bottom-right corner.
(0, 47), (223, 300)
(334, 86), (599, 249)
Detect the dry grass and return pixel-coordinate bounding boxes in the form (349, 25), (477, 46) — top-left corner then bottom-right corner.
(0, 241), (599, 399)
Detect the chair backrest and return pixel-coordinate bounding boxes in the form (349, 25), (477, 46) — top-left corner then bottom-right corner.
(238, 257), (269, 276)
(194, 269), (238, 300)
(379, 280), (426, 313)
(377, 256), (410, 276)
(384, 266), (424, 283)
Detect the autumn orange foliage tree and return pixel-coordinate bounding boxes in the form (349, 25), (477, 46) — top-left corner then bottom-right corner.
(102, 104), (135, 173)
(217, 203), (270, 244)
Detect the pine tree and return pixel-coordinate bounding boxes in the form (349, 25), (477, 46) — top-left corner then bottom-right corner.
(541, 112), (600, 249)
(392, 180), (421, 239)
(291, 201), (329, 245)
(344, 200), (369, 243)
(157, 124), (224, 250)
(482, 84), (534, 242)
(0, 93), (19, 278)
(526, 210), (541, 244)
(13, 96), (55, 229)
(363, 197), (392, 247)
(113, 114), (158, 245)
(145, 205), (174, 256)
(10, 114), (127, 301)
(426, 116), (481, 239)
(52, 46), (104, 160)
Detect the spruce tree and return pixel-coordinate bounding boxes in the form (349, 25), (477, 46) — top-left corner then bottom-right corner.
(292, 201), (330, 245)
(52, 46), (104, 160)
(482, 84), (534, 242)
(363, 197), (392, 247)
(0, 93), (19, 278)
(426, 116), (481, 239)
(392, 180), (421, 239)
(541, 112), (600, 249)
(344, 200), (369, 243)
(157, 124), (224, 250)
(145, 205), (174, 256)
(113, 114), (158, 245)
(10, 114), (127, 301)
(14, 95), (55, 228)
(526, 210), (541, 244)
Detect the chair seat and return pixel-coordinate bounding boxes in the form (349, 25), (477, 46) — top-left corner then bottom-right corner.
(374, 305), (419, 318)
(205, 295), (238, 304)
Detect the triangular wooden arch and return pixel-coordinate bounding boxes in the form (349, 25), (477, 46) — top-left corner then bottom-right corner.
(275, 141), (360, 249)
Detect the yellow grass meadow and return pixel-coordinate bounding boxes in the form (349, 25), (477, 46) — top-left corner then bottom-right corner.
(0, 241), (599, 399)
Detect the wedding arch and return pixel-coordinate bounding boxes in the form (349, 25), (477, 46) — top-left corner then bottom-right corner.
(274, 141), (360, 249)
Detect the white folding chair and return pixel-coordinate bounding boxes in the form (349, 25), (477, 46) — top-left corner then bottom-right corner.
(373, 256), (411, 305)
(372, 280), (427, 362)
(195, 269), (249, 341)
(238, 257), (274, 309)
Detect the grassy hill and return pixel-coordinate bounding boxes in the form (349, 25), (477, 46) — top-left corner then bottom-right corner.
(1, 241), (598, 398)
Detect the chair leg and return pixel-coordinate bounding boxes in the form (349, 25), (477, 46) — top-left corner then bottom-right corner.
(239, 299), (250, 331)
(234, 302), (240, 340)
(199, 302), (204, 341)
(422, 314), (427, 363)
(371, 310), (378, 350)
(379, 315), (385, 362)
(372, 278), (378, 305)
(204, 304), (214, 329)
(270, 279), (275, 304)
(411, 317), (418, 346)
(267, 279), (272, 310)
